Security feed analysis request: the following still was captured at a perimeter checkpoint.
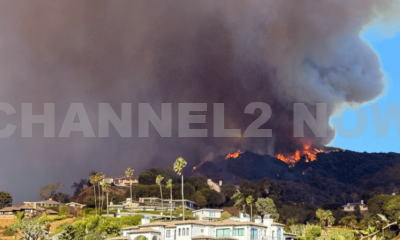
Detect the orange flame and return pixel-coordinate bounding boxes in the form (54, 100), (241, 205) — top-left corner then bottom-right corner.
(225, 150), (243, 160)
(192, 161), (205, 171)
(275, 140), (323, 166)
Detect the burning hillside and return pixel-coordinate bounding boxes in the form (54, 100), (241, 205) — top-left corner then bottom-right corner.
(193, 150), (244, 171)
(225, 150), (243, 159)
(275, 140), (342, 166)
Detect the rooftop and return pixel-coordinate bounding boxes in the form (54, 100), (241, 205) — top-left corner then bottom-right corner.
(139, 219), (267, 228)
(129, 228), (161, 234)
(193, 208), (224, 213)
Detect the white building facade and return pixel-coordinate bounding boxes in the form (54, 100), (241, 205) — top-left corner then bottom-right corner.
(119, 215), (296, 240)
(193, 208), (223, 221)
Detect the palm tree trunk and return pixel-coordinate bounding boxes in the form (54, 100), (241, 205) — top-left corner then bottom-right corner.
(130, 179), (133, 214)
(93, 185), (97, 215)
(182, 175), (185, 221)
(160, 185), (164, 216)
(98, 182), (101, 215)
(170, 188), (172, 220)
(106, 192), (109, 216)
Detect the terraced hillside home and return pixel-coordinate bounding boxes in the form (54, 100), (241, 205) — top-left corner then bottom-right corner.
(193, 208), (223, 222)
(24, 198), (64, 207)
(117, 213), (297, 240)
(342, 200), (368, 213)
(0, 205), (46, 217)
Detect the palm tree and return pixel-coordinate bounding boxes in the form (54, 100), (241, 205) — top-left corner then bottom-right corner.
(232, 192), (246, 214)
(156, 175), (165, 216)
(89, 174), (98, 215)
(102, 182), (110, 216)
(96, 173), (104, 214)
(173, 157), (187, 220)
(246, 196), (254, 221)
(378, 214), (388, 238)
(125, 167), (134, 213)
(166, 179), (173, 220)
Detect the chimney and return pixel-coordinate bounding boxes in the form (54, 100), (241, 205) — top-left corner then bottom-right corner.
(219, 181), (222, 186)
(49, 198), (52, 201)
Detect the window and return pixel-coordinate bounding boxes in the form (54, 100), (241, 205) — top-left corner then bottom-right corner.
(250, 229), (258, 240)
(201, 229), (204, 233)
(182, 228), (185, 236)
(277, 228), (281, 240)
(216, 229), (230, 237)
(210, 211), (215, 217)
(166, 230), (171, 238)
(186, 228), (189, 235)
(178, 229), (181, 236)
(272, 230), (275, 240)
(233, 228), (244, 236)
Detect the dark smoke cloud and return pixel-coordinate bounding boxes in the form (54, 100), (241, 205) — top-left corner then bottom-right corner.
(0, 0), (397, 203)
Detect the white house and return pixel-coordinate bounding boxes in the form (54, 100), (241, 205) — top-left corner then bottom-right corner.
(207, 179), (222, 193)
(193, 208), (223, 222)
(118, 213), (297, 240)
(66, 202), (86, 208)
(101, 176), (139, 187)
(342, 200), (368, 213)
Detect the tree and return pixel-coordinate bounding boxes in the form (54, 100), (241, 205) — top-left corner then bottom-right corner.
(52, 192), (70, 203)
(232, 192), (246, 213)
(246, 195), (254, 221)
(339, 215), (357, 228)
(102, 182), (110, 216)
(221, 182), (237, 198)
(194, 191), (207, 208)
(95, 173), (104, 214)
(354, 205), (362, 221)
(156, 175), (164, 215)
(187, 175), (207, 191)
(331, 195), (336, 203)
(208, 190), (225, 207)
(351, 193), (359, 203)
(0, 191), (12, 209)
(11, 219), (50, 240)
(173, 157), (187, 220)
(125, 167), (134, 213)
(341, 192), (347, 204)
(89, 174), (98, 215)
(39, 182), (61, 200)
(316, 209), (335, 227)
(255, 197), (279, 222)
(166, 179), (173, 220)
(221, 211), (232, 221)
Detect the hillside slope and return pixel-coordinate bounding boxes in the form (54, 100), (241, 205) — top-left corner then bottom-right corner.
(192, 150), (400, 204)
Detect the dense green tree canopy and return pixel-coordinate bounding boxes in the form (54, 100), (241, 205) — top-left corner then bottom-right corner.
(0, 191), (12, 209)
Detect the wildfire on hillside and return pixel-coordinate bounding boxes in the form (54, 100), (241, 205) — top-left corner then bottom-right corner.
(276, 140), (323, 166)
(225, 150), (243, 159)
(192, 150), (244, 172)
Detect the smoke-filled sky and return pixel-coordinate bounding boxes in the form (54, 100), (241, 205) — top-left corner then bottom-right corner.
(0, 0), (399, 204)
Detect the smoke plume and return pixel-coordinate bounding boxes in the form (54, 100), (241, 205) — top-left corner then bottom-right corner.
(0, 0), (398, 203)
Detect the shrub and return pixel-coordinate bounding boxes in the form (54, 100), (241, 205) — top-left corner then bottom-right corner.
(2, 227), (16, 236)
(221, 211), (231, 221)
(304, 224), (322, 239)
(59, 206), (69, 216)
